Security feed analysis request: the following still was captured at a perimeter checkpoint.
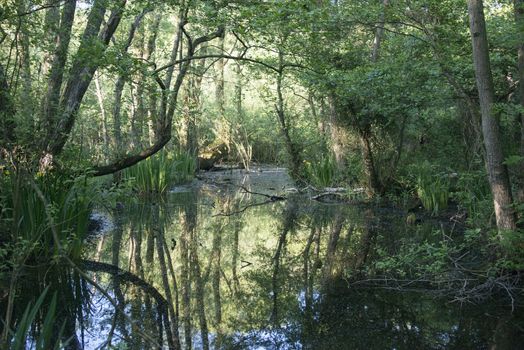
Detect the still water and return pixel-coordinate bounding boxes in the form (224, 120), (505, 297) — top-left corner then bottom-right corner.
(12, 167), (524, 349)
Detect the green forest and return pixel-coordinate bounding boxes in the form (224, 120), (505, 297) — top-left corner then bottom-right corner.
(1, 0), (524, 349)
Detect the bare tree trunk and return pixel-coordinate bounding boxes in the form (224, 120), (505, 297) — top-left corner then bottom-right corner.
(145, 14), (162, 146)
(17, 0), (33, 134)
(41, 0), (76, 144)
(358, 0), (389, 196)
(359, 126), (382, 196)
(48, 0), (126, 156)
(468, 0), (517, 231)
(0, 64), (16, 148)
(94, 72), (109, 150)
(41, 1), (60, 77)
(112, 10), (147, 152)
(216, 35), (226, 125)
(182, 45), (207, 157)
(276, 49), (302, 180)
(327, 95), (346, 172)
(154, 209), (181, 349)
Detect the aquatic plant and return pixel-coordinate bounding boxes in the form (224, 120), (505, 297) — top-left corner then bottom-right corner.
(8, 287), (65, 350)
(416, 175), (450, 216)
(122, 150), (195, 195)
(172, 150), (196, 184)
(1, 172), (94, 260)
(304, 155), (336, 188)
(414, 162), (450, 215)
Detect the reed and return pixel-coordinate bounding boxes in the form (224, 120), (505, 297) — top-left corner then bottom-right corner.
(122, 150), (196, 196)
(1, 172), (94, 260)
(416, 166), (450, 216)
(9, 287), (65, 350)
(304, 155), (336, 188)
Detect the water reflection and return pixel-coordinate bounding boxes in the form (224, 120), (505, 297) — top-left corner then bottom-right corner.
(4, 168), (522, 349)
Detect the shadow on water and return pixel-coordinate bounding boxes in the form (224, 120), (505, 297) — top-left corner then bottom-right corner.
(3, 167), (524, 349)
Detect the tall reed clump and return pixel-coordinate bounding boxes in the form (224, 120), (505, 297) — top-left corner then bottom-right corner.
(7, 287), (65, 350)
(304, 155), (336, 188)
(122, 150), (195, 195)
(1, 170), (95, 349)
(172, 150), (196, 184)
(415, 162), (450, 216)
(1, 171), (94, 260)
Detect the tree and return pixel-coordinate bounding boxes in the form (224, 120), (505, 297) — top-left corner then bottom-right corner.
(468, 0), (517, 231)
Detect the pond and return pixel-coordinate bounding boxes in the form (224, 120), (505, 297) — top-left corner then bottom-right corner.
(7, 167), (524, 349)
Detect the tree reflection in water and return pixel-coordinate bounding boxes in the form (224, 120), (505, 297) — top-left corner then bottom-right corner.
(5, 168), (523, 349)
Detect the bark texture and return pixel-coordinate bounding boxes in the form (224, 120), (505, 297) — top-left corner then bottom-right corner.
(468, 0), (517, 230)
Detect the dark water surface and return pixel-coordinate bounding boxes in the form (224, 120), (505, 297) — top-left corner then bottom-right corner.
(9, 167), (524, 349)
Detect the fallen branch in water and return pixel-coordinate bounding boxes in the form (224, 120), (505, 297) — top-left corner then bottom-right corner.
(212, 199), (278, 217)
(238, 185), (286, 201)
(212, 185), (286, 217)
(344, 272), (523, 309)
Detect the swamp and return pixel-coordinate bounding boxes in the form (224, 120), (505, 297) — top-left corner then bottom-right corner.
(1, 0), (524, 349)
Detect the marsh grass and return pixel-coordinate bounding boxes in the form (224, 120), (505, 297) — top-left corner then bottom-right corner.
(8, 287), (65, 350)
(1, 172), (94, 260)
(122, 150), (195, 195)
(304, 155), (336, 188)
(415, 164), (450, 216)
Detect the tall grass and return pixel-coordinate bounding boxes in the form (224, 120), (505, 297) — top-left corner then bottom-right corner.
(122, 150), (195, 195)
(1, 172), (94, 260)
(172, 150), (196, 184)
(7, 287), (65, 350)
(415, 163), (450, 215)
(304, 155), (336, 188)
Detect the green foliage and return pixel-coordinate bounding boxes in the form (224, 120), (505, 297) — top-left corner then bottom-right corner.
(172, 150), (196, 184)
(10, 287), (65, 350)
(304, 155), (336, 188)
(122, 150), (195, 195)
(0, 171), (95, 260)
(414, 162), (450, 215)
(497, 229), (524, 271)
(452, 170), (493, 226)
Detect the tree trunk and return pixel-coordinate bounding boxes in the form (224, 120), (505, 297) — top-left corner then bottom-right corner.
(112, 10), (147, 153)
(327, 95), (347, 172)
(17, 0), (33, 135)
(0, 64), (16, 148)
(359, 126), (382, 196)
(276, 49), (302, 180)
(468, 0), (517, 231)
(41, 0), (76, 144)
(94, 72), (109, 151)
(514, 0), (524, 202)
(48, 0), (126, 156)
